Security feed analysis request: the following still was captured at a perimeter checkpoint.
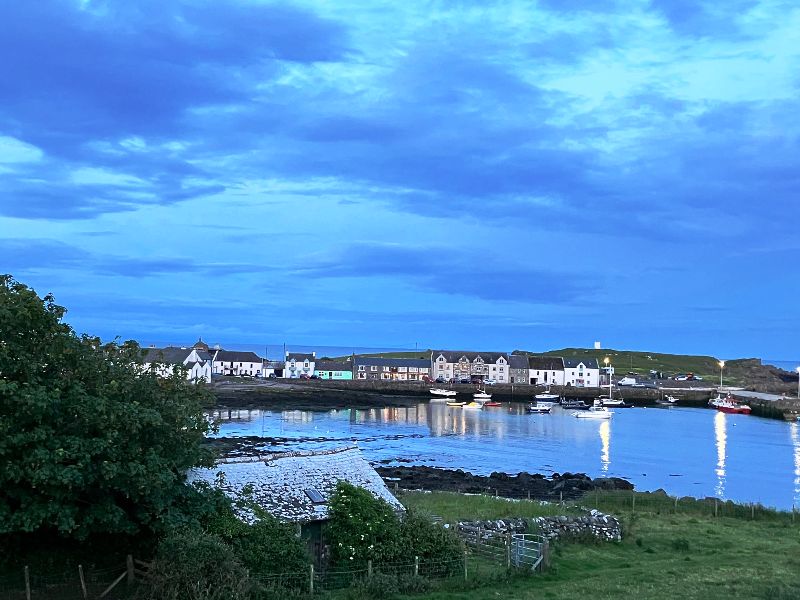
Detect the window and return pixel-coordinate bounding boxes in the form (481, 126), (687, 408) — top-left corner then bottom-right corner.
(371, 366), (377, 372)
(304, 489), (326, 504)
(358, 365), (365, 371)
(492, 366), (497, 371)
(499, 367), (504, 372)
(304, 360), (309, 367)
(438, 356), (445, 362)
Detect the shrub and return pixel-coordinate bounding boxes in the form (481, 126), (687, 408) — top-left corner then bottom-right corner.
(137, 531), (251, 600)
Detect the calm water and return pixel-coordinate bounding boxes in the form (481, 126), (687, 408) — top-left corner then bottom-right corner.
(210, 402), (800, 509)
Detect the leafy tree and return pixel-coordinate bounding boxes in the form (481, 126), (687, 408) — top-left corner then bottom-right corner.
(0, 275), (215, 539)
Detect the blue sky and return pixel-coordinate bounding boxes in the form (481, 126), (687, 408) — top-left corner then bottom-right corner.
(2, 0), (799, 360)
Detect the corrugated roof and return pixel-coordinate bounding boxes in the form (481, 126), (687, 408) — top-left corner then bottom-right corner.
(188, 447), (404, 523)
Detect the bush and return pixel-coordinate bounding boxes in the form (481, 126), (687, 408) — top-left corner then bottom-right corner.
(326, 483), (463, 574)
(137, 531), (251, 600)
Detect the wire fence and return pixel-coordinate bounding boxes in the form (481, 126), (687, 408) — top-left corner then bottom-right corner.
(0, 562), (134, 600)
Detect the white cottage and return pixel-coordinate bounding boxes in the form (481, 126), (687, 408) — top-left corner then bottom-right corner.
(285, 352), (316, 378)
(563, 357), (600, 387)
(141, 344), (212, 383)
(212, 349), (266, 377)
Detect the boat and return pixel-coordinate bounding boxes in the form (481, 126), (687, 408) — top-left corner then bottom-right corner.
(534, 387), (560, 403)
(462, 401), (484, 410)
(709, 393), (751, 415)
(446, 400), (466, 407)
(483, 401), (501, 407)
(561, 399), (589, 410)
(526, 404), (552, 414)
(430, 388), (458, 398)
(473, 390), (492, 401)
(597, 397), (632, 408)
(573, 405), (613, 419)
(656, 394), (680, 406)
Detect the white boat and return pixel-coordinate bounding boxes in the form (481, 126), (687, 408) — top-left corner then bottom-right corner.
(535, 386), (560, 403)
(656, 395), (680, 406)
(473, 391), (492, 401)
(527, 404), (552, 414)
(446, 400), (466, 407)
(573, 406), (613, 419)
(430, 388), (458, 398)
(462, 401), (484, 410)
(598, 397), (629, 408)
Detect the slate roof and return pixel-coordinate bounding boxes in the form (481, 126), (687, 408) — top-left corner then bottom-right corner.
(432, 350), (509, 363)
(508, 354), (530, 370)
(213, 350), (263, 363)
(141, 346), (193, 365)
(354, 357), (430, 368)
(188, 447), (404, 523)
(286, 353), (315, 361)
(563, 357), (600, 369)
(316, 360), (352, 371)
(528, 356), (565, 371)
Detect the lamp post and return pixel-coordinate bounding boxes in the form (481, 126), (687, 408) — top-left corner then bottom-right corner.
(718, 360), (725, 389)
(604, 357), (611, 398)
(796, 366), (800, 399)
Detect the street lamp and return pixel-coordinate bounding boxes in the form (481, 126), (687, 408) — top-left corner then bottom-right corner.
(718, 360), (725, 389)
(796, 366), (800, 399)
(604, 357), (611, 398)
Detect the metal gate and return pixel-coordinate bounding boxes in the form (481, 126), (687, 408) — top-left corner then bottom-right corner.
(510, 534), (547, 571)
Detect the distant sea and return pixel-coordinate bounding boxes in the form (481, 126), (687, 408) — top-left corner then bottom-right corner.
(138, 341), (420, 361)
(763, 359), (800, 372)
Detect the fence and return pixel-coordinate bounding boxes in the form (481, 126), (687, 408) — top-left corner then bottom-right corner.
(457, 523), (549, 571)
(0, 556), (148, 600)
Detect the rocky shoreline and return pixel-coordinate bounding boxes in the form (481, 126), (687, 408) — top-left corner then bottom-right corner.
(376, 465), (634, 501)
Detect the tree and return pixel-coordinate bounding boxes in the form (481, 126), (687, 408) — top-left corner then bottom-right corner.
(0, 275), (215, 539)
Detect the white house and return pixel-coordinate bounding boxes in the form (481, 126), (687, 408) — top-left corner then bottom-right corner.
(141, 344), (212, 383)
(285, 352), (316, 378)
(563, 357), (600, 387)
(212, 349), (266, 377)
(528, 356), (565, 386)
(431, 351), (510, 383)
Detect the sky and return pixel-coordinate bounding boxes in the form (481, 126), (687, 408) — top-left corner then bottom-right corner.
(1, 0), (799, 360)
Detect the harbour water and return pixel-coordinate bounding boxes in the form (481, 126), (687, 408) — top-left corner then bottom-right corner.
(210, 402), (800, 510)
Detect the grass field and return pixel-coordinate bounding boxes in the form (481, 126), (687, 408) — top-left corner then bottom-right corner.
(397, 491), (800, 600)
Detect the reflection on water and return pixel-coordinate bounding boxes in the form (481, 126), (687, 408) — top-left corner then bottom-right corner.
(599, 420), (611, 473)
(791, 422), (800, 507)
(714, 411), (727, 498)
(210, 402), (800, 508)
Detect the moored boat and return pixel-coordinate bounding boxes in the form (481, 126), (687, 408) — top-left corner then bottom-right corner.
(561, 399), (589, 410)
(709, 393), (751, 415)
(574, 405), (613, 419)
(483, 401), (501, 407)
(446, 400), (466, 407)
(598, 397), (632, 408)
(430, 388), (458, 398)
(526, 404), (552, 414)
(473, 390), (492, 401)
(463, 401), (484, 410)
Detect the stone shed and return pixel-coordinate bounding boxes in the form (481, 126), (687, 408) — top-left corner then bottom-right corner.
(188, 446), (404, 560)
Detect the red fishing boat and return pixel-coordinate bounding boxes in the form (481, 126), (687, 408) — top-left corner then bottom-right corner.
(709, 393), (751, 415)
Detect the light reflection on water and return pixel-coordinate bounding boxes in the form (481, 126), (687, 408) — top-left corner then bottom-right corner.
(714, 411), (727, 498)
(209, 403), (800, 508)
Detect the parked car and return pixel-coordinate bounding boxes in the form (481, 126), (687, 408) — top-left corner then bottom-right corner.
(435, 376), (446, 384)
(299, 373), (310, 380)
(310, 374), (320, 379)
(268, 373), (276, 379)
(459, 378), (471, 384)
(483, 378), (497, 385)
(618, 377), (638, 386)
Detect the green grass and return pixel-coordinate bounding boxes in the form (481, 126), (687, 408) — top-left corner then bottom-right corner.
(394, 491), (800, 600)
(400, 490), (583, 522)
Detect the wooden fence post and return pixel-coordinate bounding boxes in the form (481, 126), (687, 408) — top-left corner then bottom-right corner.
(527, 490), (531, 501)
(126, 555), (135, 585)
(414, 556), (419, 577)
(506, 533), (511, 569)
(78, 565), (88, 600)
(714, 498), (718, 518)
(632, 493), (636, 514)
(367, 560), (372, 579)
(309, 564), (314, 594)
(751, 504), (755, 520)
(559, 491), (563, 506)
(463, 549), (468, 581)
(24, 566), (30, 600)
(793, 504), (796, 524)
(674, 496), (678, 513)
(542, 540), (551, 571)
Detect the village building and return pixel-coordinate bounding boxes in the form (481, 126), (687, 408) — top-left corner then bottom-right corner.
(141, 342), (212, 383)
(430, 351), (510, 383)
(212, 349), (265, 377)
(187, 447), (403, 561)
(528, 356), (565, 386)
(285, 352), (316, 378)
(353, 357), (431, 381)
(315, 359), (353, 380)
(508, 354), (530, 384)
(563, 357), (600, 387)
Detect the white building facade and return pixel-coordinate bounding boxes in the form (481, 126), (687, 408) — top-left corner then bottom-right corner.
(285, 352), (316, 378)
(431, 351), (510, 383)
(563, 358), (600, 387)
